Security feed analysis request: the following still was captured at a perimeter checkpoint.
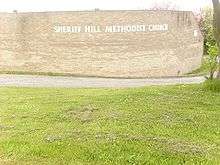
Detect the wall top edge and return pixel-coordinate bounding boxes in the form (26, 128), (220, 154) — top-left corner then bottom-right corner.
(0, 9), (193, 15)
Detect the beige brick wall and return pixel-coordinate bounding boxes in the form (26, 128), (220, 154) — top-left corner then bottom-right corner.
(0, 10), (203, 78)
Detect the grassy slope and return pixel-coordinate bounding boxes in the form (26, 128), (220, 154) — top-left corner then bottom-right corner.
(0, 85), (220, 164)
(187, 56), (210, 76)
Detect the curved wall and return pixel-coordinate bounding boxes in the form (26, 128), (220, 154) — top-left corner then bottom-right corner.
(0, 10), (203, 78)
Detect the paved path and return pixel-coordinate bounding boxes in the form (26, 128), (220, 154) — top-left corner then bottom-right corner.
(0, 74), (206, 88)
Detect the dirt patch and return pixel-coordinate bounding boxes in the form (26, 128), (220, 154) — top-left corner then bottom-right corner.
(43, 130), (216, 156)
(66, 105), (99, 123)
(0, 125), (14, 131)
(44, 135), (62, 143)
(163, 140), (216, 155)
(66, 105), (125, 123)
(82, 132), (215, 155)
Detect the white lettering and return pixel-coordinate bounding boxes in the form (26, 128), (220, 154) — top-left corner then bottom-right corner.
(54, 24), (168, 33)
(53, 26), (81, 33)
(148, 24), (169, 32)
(84, 26), (101, 33)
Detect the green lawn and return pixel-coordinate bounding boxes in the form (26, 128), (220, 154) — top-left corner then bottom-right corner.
(0, 85), (220, 164)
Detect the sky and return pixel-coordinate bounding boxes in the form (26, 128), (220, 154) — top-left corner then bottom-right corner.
(0, 0), (212, 13)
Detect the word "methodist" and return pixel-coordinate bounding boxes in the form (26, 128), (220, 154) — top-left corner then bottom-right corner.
(54, 24), (169, 33)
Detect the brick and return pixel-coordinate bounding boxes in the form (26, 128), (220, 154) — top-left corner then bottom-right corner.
(0, 10), (203, 78)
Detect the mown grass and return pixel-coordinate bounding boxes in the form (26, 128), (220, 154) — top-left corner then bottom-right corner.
(204, 79), (220, 92)
(0, 85), (220, 164)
